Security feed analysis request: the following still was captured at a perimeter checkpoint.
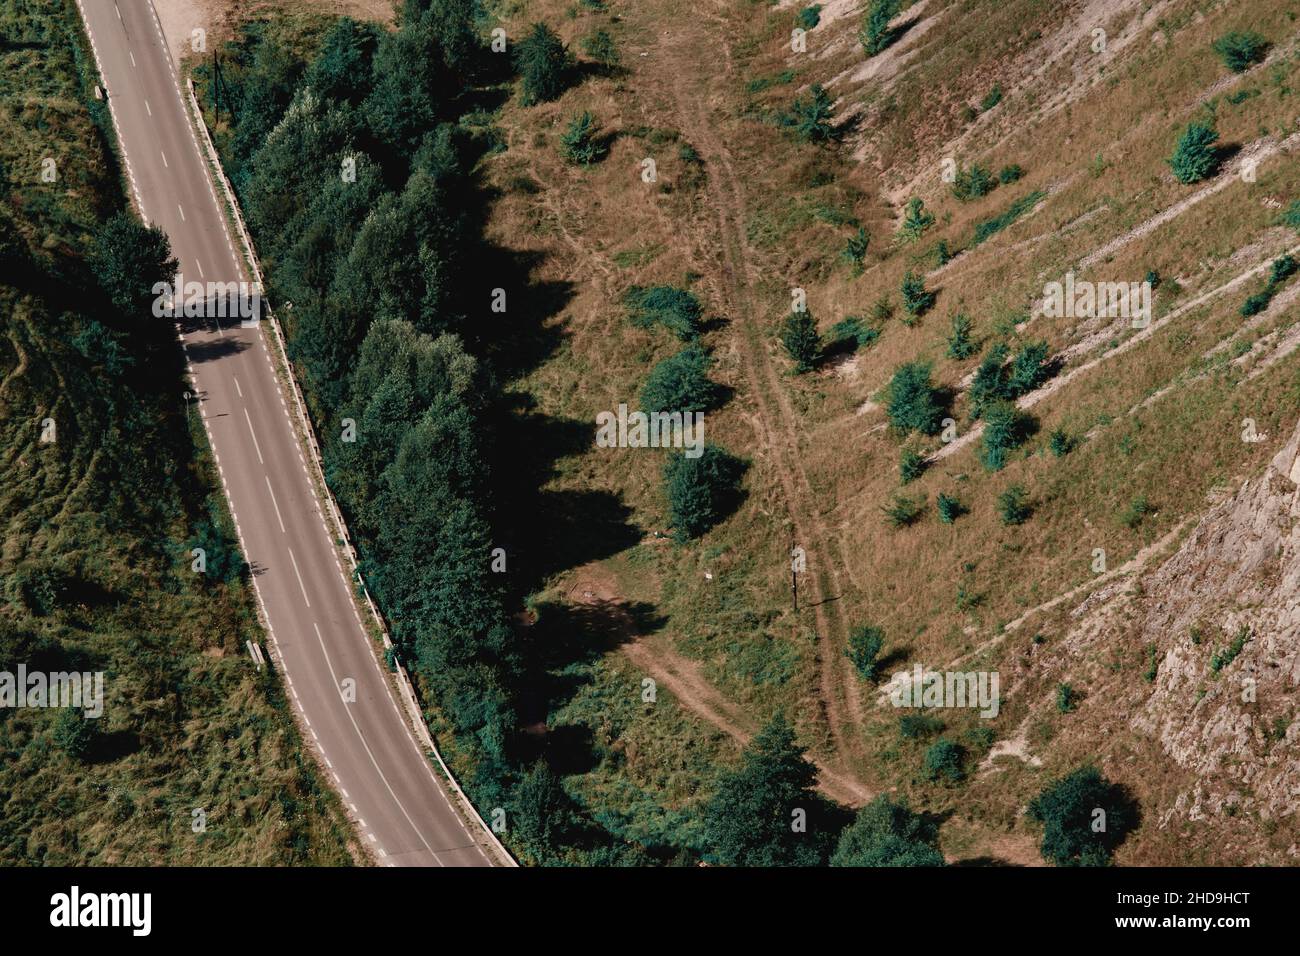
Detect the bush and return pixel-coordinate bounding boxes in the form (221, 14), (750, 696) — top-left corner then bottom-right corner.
(782, 84), (835, 142)
(1006, 341), (1052, 395)
(952, 163), (996, 201)
(52, 709), (96, 761)
(997, 164), (1024, 184)
(882, 493), (925, 528)
(1048, 428), (1075, 457)
(1119, 495), (1153, 529)
(946, 313), (977, 359)
(1168, 122), (1220, 184)
(846, 625), (885, 680)
(970, 190), (1045, 245)
(1241, 291), (1271, 316)
(1028, 766), (1133, 866)
(1212, 31), (1268, 73)
(664, 445), (746, 541)
(1056, 682), (1078, 713)
(515, 23), (570, 105)
(936, 492), (965, 524)
(842, 227), (870, 273)
(899, 449), (926, 484)
(980, 85), (1003, 111)
(897, 197), (934, 243)
(997, 484), (1032, 525)
(899, 714), (944, 739)
(1210, 627), (1250, 673)
(560, 111), (607, 165)
(885, 362), (945, 435)
(828, 317), (879, 351)
(580, 29), (619, 67)
(981, 402), (1033, 471)
(900, 271), (935, 318)
(1282, 200), (1300, 233)
(640, 346), (721, 413)
(859, 0), (900, 57)
(1269, 254), (1297, 286)
(968, 343), (1010, 416)
(831, 795), (944, 867)
(626, 285), (703, 340)
(924, 738), (965, 783)
(781, 311), (821, 372)
(796, 5), (822, 30)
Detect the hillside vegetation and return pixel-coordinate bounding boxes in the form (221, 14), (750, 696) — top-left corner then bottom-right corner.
(0, 0), (353, 865)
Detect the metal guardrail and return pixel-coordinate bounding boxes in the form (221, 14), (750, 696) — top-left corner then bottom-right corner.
(182, 77), (516, 867)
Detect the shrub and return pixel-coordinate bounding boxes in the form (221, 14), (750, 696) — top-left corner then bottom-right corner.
(900, 271), (935, 318)
(781, 311), (821, 372)
(981, 402), (1033, 471)
(1212, 31), (1268, 73)
(946, 313), (977, 359)
(1007, 340), (1053, 395)
(796, 5), (822, 30)
(969, 342), (1010, 416)
(1168, 122), (1220, 184)
(515, 23), (570, 105)
(899, 714), (944, 739)
(952, 163), (996, 201)
(1241, 291), (1271, 316)
(846, 625), (885, 680)
(626, 285), (703, 340)
(1028, 766), (1133, 866)
(1282, 200), (1300, 233)
(830, 795), (944, 867)
(664, 444), (746, 541)
(1210, 627), (1250, 673)
(52, 710), (96, 761)
(580, 29), (619, 67)
(828, 317), (879, 351)
(997, 164), (1023, 184)
(1048, 428), (1075, 457)
(882, 493), (925, 528)
(859, 0), (900, 57)
(980, 85), (1003, 111)
(560, 111), (607, 165)
(936, 492), (965, 524)
(997, 484), (1032, 525)
(1142, 644), (1158, 683)
(641, 346), (721, 413)
(1056, 682), (1077, 713)
(898, 197), (934, 243)
(1120, 495), (1153, 529)
(843, 227), (870, 272)
(970, 191), (1045, 245)
(783, 84), (835, 142)
(886, 362), (945, 435)
(899, 449), (926, 484)
(1269, 254), (1297, 286)
(924, 738), (966, 783)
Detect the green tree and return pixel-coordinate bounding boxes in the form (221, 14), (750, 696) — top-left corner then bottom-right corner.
(886, 362), (945, 435)
(1168, 122), (1220, 184)
(843, 227), (870, 273)
(831, 795), (944, 866)
(952, 163), (996, 201)
(924, 738), (966, 783)
(511, 760), (577, 863)
(641, 346), (721, 413)
(898, 196), (934, 243)
(1006, 340), (1052, 394)
(997, 483), (1032, 525)
(781, 310), (821, 372)
(882, 493), (925, 527)
(968, 342), (1010, 416)
(52, 709), (96, 761)
(703, 714), (832, 865)
(784, 83), (835, 142)
(1048, 428), (1075, 457)
(946, 313), (977, 359)
(899, 448), (926, 483)
(859, 0), (899, 57)
(846, 625), (885, 680)
(561, 111), (607, 165)
(1211, 31), (1268, 73)
(936, 492), (965, 524)
(90, 213), (177, 317)
(1028, 766), (1133, 866)
(981, 400), (1033, 471)
(664, 445), (746, 541)
(626, 285), (703, 340)
(515, 22), (570, 105)
(900, 271), (936, 318)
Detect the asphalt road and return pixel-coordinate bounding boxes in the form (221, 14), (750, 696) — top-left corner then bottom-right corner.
(77, 0), (495, 867)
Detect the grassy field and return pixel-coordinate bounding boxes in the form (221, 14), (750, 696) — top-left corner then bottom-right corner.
(0, 0), (354, 865)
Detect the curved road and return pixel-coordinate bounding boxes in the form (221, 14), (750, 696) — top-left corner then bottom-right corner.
(76, 0), (496, 867)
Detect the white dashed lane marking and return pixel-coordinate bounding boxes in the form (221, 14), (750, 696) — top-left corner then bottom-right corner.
(265, 475), (287, 534)
(243, 407), (264, 464)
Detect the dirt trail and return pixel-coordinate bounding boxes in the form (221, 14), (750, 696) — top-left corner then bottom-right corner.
(642, 16), (875, 784)
(571, 566), (872, 807)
